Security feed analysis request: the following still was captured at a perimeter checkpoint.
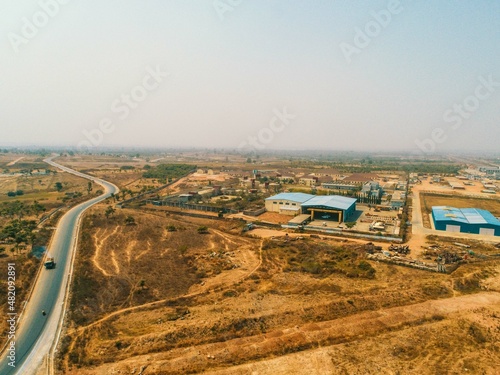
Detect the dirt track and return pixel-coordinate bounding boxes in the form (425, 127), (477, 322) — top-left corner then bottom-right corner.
(67, 291), (500, 375)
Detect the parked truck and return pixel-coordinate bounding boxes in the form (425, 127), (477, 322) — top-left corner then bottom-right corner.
(242, 223), (255, 232)
(44, 257), (56, 269)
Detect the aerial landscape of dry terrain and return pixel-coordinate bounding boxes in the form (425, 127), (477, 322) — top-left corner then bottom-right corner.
(4, 151), (499, 375)
(2, 2), (500, 374)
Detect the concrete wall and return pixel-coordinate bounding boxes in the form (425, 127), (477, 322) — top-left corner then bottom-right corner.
(265, 199), (301, 213)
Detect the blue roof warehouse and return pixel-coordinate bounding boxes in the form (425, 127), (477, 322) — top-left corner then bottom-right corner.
(265, 193), (356, 223)
(431, 206), (500, 236)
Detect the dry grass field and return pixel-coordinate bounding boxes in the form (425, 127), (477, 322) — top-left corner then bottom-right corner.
(420, 193), (500, 216)
(0, 171), (91, 206)
(60, 208), (500, 375)
(56, 155), (156, 191)
(54, 154), (201, 195)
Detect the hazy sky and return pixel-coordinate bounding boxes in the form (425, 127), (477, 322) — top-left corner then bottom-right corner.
(1, 0), (499, 153)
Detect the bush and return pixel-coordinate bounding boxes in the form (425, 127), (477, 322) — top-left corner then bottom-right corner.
(143, 164), (194, 179)
(197, 226), (209, 234)
(223, 290), (238, 298)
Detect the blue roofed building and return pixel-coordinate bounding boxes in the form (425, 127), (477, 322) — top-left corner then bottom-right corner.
(301, 195), (357, 222)
(431, 206), (500, 236)
(265, 192), (356, 222)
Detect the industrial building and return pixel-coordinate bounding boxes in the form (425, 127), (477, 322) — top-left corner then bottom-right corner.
(265, 193), (356, 222)
(432, 206), (500, 236)
(301, 195), (357, 222)
(449, 181), (465, 189)
(265, 193), (314, 216)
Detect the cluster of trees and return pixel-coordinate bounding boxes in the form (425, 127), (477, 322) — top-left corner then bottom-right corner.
(142, 164), (194, 180)
(10, 163), (54, 173)
(0, 219), (38, 250)
(104, 206), (115, 218)
(0, 148), (51, 156)
(0, 200), (46, 219)
(120, 165), (135, 171)
(288, 158), (463, 175)
(100, 207), (135, 225)
(110, 188), (148, 202)
(6, 190), (24, 197)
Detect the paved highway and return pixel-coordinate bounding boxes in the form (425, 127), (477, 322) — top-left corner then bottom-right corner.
(0, 157), (119, 375)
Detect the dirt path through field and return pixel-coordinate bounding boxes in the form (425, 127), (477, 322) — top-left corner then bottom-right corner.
(251, 228), (389, 247)
(6, 156), (25, 166)
(68, 234), (263, 338)
(92, 226), (120, 276)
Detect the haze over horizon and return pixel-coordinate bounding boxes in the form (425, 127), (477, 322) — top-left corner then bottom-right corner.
(1, 1), (499, 153)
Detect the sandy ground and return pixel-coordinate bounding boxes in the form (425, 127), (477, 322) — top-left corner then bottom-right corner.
(418, 178), (498, 198)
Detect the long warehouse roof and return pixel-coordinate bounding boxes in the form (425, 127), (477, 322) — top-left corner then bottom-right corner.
(266, 193), (357, 210)
(265, 192), (315, 203)
(301, 195), (357, 210)
(432, 206), (500, 226)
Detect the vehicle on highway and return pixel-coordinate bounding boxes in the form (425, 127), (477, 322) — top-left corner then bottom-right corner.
(44, 257), (56, 269)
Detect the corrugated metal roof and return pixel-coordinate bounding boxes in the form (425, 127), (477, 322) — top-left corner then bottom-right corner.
(432, 206), (500, 226)
(266, 193), (356, 211)
(302, 195), (357, 210)
(265, 193), (314, 203)
(461, 208), (487, 224)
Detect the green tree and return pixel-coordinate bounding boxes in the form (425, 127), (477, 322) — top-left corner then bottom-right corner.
(197, 226), (209, 234)
(125, 216), (136, 225)
(32, 200), (46, 217)
(105, 206), (115, 219)
(55, 182), (63, 192)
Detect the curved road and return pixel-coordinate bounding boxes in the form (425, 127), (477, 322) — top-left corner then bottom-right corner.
(0, 157), (119, 375)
